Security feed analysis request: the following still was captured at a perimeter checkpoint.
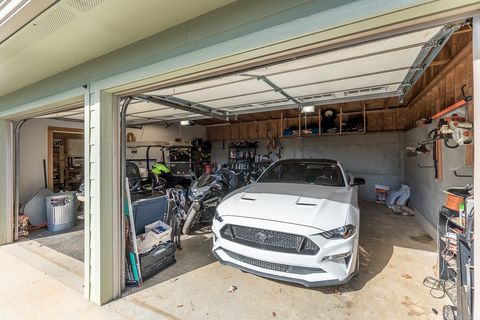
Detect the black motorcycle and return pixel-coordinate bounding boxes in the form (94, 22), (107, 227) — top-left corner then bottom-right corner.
(182, 168), (238, 234)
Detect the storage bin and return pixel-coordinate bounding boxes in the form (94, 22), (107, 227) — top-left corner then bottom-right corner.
(45, 192), (77, 232)
(139, 241), (176, 280)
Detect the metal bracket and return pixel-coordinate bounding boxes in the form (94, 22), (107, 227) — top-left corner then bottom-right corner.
(255, 75), (302, 108)
(417, 164), (435, 168)
(453, 170), (473, 178)
(397, 23), (460, 102)
(409, 66), (424, 72)
(135, 94), (228, 121)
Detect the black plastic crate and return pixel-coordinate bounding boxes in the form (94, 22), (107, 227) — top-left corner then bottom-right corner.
(140, 241), (176, 280)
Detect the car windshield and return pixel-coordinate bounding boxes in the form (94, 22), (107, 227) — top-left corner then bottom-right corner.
(258, 162), (345, 187)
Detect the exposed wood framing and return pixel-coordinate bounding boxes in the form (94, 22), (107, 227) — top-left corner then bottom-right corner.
(206, 106), (408, 141)
(406, 41), (472, 112)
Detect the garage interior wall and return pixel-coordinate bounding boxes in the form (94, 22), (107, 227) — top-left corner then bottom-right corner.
(17, 120), (204, 202)
(404, 125), (473, 239)
(211, 132), (404, 201)
(19, 119), (83, 202)
(402, 38), (474, 239)
(125, 124), (206, 165)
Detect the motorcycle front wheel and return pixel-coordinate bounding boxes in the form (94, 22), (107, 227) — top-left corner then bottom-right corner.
(182, 205), (201, 235)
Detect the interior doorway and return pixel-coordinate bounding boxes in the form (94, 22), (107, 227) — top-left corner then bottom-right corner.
(47, 127), (84, 191)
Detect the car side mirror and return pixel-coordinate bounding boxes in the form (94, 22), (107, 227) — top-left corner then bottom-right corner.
(351, 177), (366, 186)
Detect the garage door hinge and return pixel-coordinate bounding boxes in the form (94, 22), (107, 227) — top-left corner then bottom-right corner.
(409, 66), (424, 72)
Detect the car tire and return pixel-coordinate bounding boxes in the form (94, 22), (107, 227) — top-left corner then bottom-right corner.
(182, 206), (200, 235)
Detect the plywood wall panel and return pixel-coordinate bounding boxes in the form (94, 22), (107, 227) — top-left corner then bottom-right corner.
(395, 109), (407, 130)
(454, 61), (467, 101)
(239, 123), (249, 140)
(257, 121), (268, 139)
(208, 126), (223, 141)
(247, 122), (258, 140)
(444, 70), (455, 107)
(367, 113), (378, 132)
(230, 123), (240, 140)
(269, 120), (279, 137)
(222, 125), (231, 141)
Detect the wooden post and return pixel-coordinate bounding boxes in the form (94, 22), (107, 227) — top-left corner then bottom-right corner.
(304, 112), (307, 135)
(318, 106), (321, 136)
(298, 112), (301, 136)
(362, 102), (366, 133)
(280, 113), (283, 137)
(339, 105), (343, 134)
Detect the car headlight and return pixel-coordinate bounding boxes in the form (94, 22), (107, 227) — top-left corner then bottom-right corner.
(214, 210), (223, 223)
(319, 224), (356, 239)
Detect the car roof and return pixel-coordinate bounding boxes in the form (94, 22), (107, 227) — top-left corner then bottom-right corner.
(275, 158), (339, 165)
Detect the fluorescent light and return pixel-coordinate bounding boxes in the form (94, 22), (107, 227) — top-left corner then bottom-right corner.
(180, 120), (194, 126)
(301, 106), (315, 113)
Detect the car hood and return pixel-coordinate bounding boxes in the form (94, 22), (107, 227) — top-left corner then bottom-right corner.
(218, 183), (354, 232)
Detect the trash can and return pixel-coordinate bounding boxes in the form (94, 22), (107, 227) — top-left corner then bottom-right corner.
(45, 192), (77, 232)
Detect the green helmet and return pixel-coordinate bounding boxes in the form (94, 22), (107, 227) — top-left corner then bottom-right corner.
(151, 162), (170, 175)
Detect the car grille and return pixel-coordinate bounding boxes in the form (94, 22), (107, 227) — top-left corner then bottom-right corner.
(224, 249), (290, 272)
(220, 224), (319, 255)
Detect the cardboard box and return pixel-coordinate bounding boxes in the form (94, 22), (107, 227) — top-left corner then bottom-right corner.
(136, 220), (172, 254)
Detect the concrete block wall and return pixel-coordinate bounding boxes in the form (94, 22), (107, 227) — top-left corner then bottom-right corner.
(212, 132), (404, 200)
(403, 125), (473, 238)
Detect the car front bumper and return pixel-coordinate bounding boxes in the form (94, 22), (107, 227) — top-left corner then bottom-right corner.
(212, 216), (359, 287)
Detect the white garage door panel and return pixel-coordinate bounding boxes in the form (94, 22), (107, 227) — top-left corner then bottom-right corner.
(37, 110), (83, 118)
(174, 79), (273, 103)
(146, 75), (241, 97)
(131, 109), (194, 118)
(264, 48), (421, 88)
(147, 26), (443, 100)
(234, 27), (442, 77)
(62, 114), (84, 120)
(283, 70), (408, 97)
(205, 91), (284, 108)
(127, 101), (171, 114)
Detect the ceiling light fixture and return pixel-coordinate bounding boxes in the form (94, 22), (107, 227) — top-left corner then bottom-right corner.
(301, 105), (315, 113)
(180, 120), (195, 126)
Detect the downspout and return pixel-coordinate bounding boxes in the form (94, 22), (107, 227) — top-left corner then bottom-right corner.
(14, 119), (26, 241)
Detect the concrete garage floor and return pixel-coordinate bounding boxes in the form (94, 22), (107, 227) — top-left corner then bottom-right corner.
(0, 201), (448, 320)
(111, 201), (448, 320)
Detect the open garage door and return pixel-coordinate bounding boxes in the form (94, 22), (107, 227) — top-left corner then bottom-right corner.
(50, 23), (464, 126)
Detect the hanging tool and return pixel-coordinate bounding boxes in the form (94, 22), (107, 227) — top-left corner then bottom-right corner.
(411, 85), (474, 181)
(425, 85), (473, 148)
(429, 85), (473, 121)
(405, 144), (431, 157)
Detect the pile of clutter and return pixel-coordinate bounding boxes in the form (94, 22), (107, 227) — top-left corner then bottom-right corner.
(386, 185), (413, 216)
